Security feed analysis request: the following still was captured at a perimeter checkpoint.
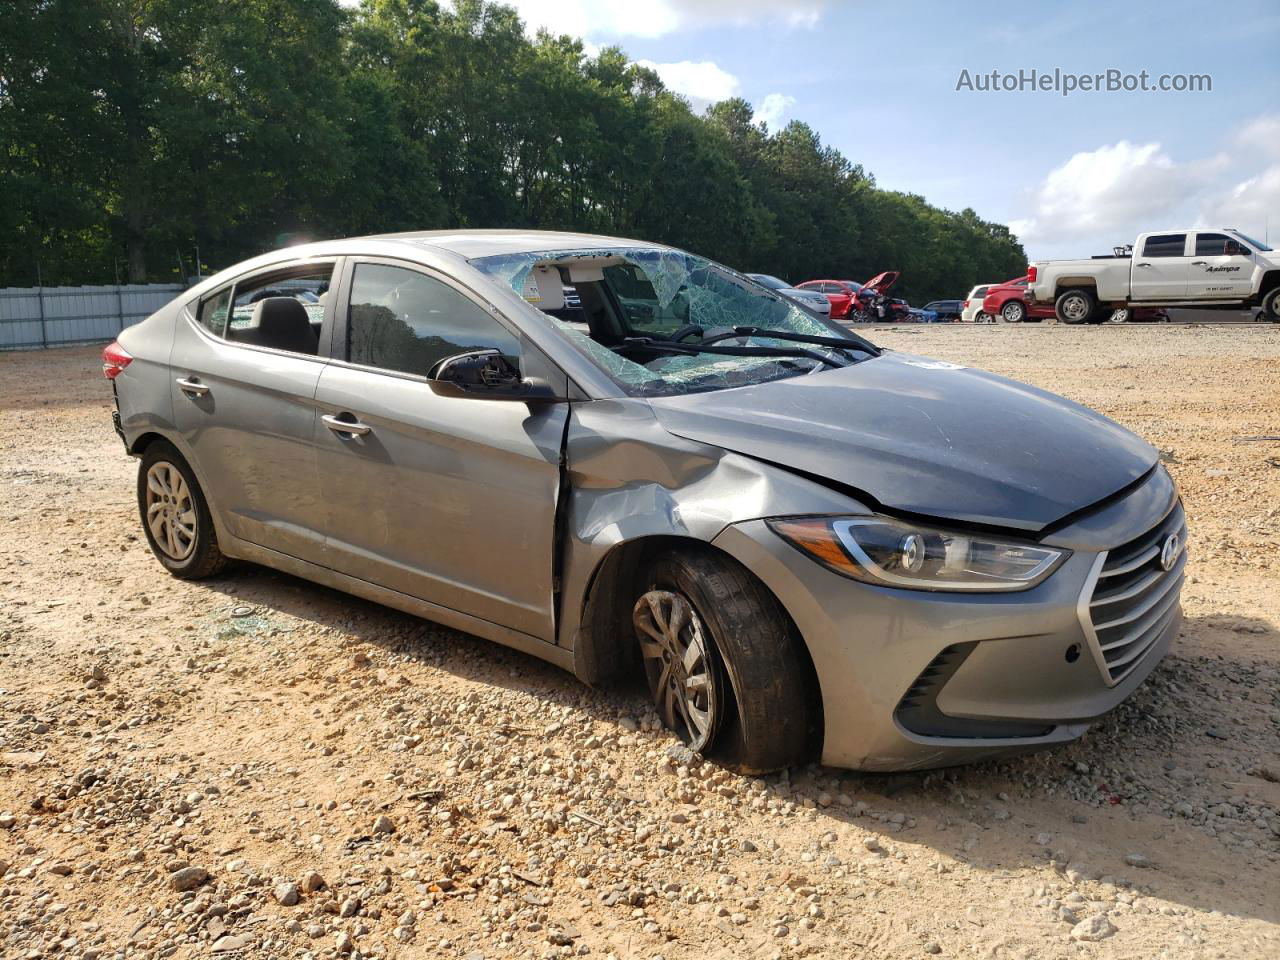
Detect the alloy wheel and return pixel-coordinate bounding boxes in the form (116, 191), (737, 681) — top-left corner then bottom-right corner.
(144, 461), (197, 561)
(633, 589), (719, 750)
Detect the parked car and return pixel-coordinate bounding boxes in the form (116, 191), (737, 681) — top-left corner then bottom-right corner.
(988, 279), (1173, 325)
(1027, 229), (1280, 323)
(851, 271), (913, 323)
(796, 279), (860, 319)
(982, 277), (1052, 323)
(923, 299), (963, 321)
(746, 273), (831, 314)
(103, 230), (1186, 773)
(961, 284), (996, 322)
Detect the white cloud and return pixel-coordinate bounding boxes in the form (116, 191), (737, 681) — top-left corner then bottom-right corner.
(634, 59), (741, 109)
(1235, 114), (1280, 161)
(498, 0), (825, 39)
(753, 93), (796, 130)
(1200, 165), (1280, 240)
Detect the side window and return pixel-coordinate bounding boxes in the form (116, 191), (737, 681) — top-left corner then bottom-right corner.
(347, 264), (519, 377)
(974, 287), (989, 298)
(196, 288), (232, 336)
(1141, 234), (1187, 258)
(222, 265), (335, 355)
(1195, 233), (1245, 257)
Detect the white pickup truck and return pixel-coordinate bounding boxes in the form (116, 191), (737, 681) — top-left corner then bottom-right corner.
(1026, 228), (1280, 323)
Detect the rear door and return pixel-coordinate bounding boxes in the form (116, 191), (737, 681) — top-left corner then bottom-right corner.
(313, 258), (569, 642)
(170, 259), (340, 564)
(1188, 232), (1254, 299)
(1131, 233), (1191, 299)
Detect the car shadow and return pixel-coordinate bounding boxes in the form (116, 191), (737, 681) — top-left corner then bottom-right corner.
(196, 563), (1280, 927)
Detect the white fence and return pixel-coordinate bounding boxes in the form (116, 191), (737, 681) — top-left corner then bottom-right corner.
(0, 284), (187, 351)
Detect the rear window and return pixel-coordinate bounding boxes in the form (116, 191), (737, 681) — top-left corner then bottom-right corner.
(1142, 234), (1187, 258)
(973, 287), (989, 298)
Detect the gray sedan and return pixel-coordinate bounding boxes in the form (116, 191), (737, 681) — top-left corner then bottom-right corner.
(745, 273), (832, 314)
(103, 231), (1185, 772)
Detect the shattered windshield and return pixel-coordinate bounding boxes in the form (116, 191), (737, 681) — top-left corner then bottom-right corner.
(472, 247), (876, 397)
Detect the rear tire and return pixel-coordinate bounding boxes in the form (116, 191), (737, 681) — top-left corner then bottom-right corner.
(137, 441), (228, 579)
(632, 548), (817, 773)
(1001, 301), (1026, 323)
(1056, 288), (1097, 325)
(974, 311), (989, 323)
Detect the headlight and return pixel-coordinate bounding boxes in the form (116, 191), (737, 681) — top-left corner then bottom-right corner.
(767, 515), (1067, 592)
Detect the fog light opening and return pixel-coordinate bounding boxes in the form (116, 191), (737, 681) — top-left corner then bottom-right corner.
(1065, 643), (1081, 664)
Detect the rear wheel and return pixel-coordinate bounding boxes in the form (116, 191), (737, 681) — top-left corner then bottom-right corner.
(632, 548), (816, 773)
(974, 311), (989, 323)
(137, 441), (227, 579)
(1056, 288), (1097, 325)
(1001, 301), (1026, 323)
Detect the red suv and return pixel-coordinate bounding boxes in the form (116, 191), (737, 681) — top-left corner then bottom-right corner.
(796, 280), (862, 319)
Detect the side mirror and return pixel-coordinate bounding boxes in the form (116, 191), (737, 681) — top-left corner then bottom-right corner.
(428, 350), (567, 403)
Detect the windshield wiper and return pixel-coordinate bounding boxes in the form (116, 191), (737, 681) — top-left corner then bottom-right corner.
(700, 325), (881, 356)
(621, 337), (846, 369)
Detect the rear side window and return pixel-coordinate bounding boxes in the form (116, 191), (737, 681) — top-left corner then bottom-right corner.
(973, 287), (989, 298)
(1142, 234), (1187, 258)
(347, 264), (520, 377)
(196, 289), (231, 336)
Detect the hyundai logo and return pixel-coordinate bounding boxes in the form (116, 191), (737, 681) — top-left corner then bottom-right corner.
(1160, 533), (1181, 572)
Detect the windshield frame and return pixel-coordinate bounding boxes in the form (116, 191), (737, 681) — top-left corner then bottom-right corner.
(1228, 229), (1272, 252)
(471, 246), (879, 398)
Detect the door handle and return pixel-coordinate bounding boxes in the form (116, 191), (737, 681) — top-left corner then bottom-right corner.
(322, 413), (372, 437)
(1136, 262), (1152, 268)
(1191, 260), (1207, 266)
(176, 377), (210, 397)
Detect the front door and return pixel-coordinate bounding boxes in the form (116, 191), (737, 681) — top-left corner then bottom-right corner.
(314, 259), (569, 642)
(1188, 232), (1254, 299)
(170, 261), (339, 564)
(1131, 233), (1190, 299)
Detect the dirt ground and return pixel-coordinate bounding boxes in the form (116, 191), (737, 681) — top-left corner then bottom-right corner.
(1, 325), (1278, 960)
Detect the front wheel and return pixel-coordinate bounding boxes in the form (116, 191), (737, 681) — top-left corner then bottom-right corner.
(1262, 287), (1280, 323)
(1108, 308), (1131, 324)
(1056, 288), (1097, 324)
(137, 441), (227, 579)
(632, 549), (817, 773)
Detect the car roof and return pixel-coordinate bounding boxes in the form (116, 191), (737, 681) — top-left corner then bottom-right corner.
(360, 228), (663, 259)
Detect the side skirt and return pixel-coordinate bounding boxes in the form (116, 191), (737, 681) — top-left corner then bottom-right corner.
(222, 536), (576, 673)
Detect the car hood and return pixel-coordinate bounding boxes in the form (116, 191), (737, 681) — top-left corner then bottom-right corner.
(861, 271), (900, 294)
(647, 352), (1157, 532)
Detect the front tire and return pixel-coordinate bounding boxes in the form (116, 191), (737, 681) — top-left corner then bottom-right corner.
(1262, 287), (1280, 323)
(137, 441), (227, 579)
(632, 548), (816, 773)
(1001, 301), (1026, 323)
(1108, 307), (1131, 323)
(1056, 288), (1097, 325)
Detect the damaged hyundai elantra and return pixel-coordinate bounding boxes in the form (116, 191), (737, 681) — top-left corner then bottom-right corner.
(103, 230), (1186, 772)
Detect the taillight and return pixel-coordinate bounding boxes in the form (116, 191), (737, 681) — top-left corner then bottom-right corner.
(1026, 266), (1038, 284)
(962, 299), (970, 308)
(102, 341), (133, 380)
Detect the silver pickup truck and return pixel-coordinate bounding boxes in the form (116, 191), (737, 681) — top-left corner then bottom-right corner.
(1026, 228), (1280, 323)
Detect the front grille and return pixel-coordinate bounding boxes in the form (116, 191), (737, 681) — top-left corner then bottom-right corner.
(1083, 502), (1186, 685)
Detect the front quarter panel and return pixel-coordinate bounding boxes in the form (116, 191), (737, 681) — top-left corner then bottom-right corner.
(557, 397), (865, 649)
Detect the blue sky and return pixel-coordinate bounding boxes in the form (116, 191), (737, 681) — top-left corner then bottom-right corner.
(491, 0), (1280, 259)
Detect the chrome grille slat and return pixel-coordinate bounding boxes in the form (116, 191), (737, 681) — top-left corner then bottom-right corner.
(1093, 550), (1187, 632)
(1099, 572), (1184, 650)
(1080, 502), (1186, 686)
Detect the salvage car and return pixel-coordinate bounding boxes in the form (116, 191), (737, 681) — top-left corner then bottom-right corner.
(103, 230), (1187, 772)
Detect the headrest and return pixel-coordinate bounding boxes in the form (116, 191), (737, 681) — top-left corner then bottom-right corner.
(250, 297), (317, 354)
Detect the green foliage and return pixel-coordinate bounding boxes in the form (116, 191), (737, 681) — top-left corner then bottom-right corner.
(0, 0), (1026, 299)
